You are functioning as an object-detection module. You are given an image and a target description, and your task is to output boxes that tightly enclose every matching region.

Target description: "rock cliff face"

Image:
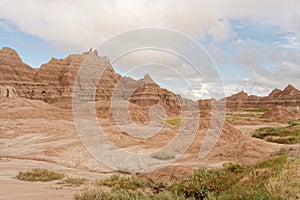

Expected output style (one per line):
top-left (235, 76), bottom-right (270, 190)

top-left (130, 74), bottom-right (179, 107)
top-left (0, 86), bottom-right (18, 98)
top-left (226, 85), bottom-right (300, 108)
top-left (263, 84), bottom-right (300, 107)
top-left (226, 91), bottom-right (262, 108)
top-left (0, 47), bottom-right (181, 110)
top-left (0, 47), bottom-right (36, 82)
top-left (0, 47), bottom-right (114, 107)
top-left (1, 46), bottom-right (299, 110)
top-left (0, 47), bottom-right (43, 100)
top-left (0, 47), bottom-right (125, 108)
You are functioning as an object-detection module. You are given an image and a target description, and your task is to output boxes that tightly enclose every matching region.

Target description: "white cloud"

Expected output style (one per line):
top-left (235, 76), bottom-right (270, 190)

top-left (0, 19), bottom-right (13, 32)
top-left (207, 19), bottom-right (232, 43)
top-left (290, 13), bottom-right (300, 31)
top-left (206, 44), bottom-right (228, 64)
top-left (231, 51), bottom-right (300, 96)
top-left (0, 0), bottom-right (299, 51)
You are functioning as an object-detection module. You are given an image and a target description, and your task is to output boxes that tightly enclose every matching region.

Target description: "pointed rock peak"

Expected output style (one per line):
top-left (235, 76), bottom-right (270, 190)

top-left (0, 47), bottom-right (23, 62)
top-left (228, 90), bottom-right (248, 99)
top-left (1, 47), bottom-right (17, 53)
top-left (284, 84), bottom-right (296, 90)
top-left (282, 84), bottom-right (299, 95)
top-left (143, 73), bottom-right (155, 84)
top-left (269, 88), bottom-right (282, 96)
top-left (236, 90), bottom-right (248, 96)
top-left (84, 48), bottom-right (98, 56)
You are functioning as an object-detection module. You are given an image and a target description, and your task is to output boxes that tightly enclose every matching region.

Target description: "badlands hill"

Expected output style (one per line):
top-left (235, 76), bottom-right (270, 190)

top-left (226, 84), bottom-right (300, 108)
top-left (1, 46), bottom-right (299, 111)
top-left (0, 47), bottom-right (36, 82)
top-left (0, 47), bottom-right (181, 111)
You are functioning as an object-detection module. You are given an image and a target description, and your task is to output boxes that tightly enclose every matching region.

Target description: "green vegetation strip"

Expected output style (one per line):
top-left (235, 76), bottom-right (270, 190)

top-left (243, 108), bottom-right (270, 113)
top-left (252, 119), bottom-right (300, 144)
top-left (74, 154), bottom-right (299, 200)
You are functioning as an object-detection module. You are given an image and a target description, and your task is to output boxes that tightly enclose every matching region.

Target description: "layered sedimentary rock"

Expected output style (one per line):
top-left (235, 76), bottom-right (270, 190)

top-left (226, 85), bottom-right (300, 108)
top-left (0, 47), bottom-right (45, 100)
top-left (1, 46), bottom-right (299, 110)
top-left (0, 47), bottom-right (182, 110)
top-left (262, 84), bottom-right (300, 107)
top-left (0, 86), bottom-right (18, 98)
top-left (130, 74), bottom-right (179, 106)
top-left (225, 91), bottom-right (262, 108)
top-left (260, 106), bottom-right (300, 123)
top-left (0, 47), bottom-right (113, 107)
top-left (0, 47), bottom-right (36, 82)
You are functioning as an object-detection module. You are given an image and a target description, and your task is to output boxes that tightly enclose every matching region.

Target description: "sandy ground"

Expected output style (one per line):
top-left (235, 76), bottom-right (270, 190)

top-left (0, 157), bottom-right (111, 200)
top-left (0, 97), bottom-right (296, 199)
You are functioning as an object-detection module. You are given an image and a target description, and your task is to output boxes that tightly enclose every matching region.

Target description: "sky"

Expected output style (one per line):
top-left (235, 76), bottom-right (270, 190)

top-left (0, 0), bottom-right (299, 100)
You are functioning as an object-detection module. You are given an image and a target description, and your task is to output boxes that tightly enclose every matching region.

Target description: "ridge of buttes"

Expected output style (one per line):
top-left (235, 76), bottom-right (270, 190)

top-left (0, 46), bottom-right (299, 109)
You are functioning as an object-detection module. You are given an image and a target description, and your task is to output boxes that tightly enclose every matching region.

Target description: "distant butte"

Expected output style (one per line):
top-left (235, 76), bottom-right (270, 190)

top-left (226, 84), bottom-right (300, 108)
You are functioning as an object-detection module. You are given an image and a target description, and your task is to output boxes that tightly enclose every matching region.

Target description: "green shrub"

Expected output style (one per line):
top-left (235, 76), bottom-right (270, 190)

top-left (16, 168), bottom-right (65, 182)
top-left (74, 155), bottom-right (296, 200)
top-left (223, 162), bottom-right (242, 172)
top-left (97, 174), bottom-right (149, 190)
top-left (172, 168), bottom-right (243, 199)
top-left (60, 177), bottom-right (87, 186)
top-left (255, 155), bottom-right (287, 173)
top-left (74, 188), bottom-right (145, 200)
top-left (74, 188), bottom-right (193, 200)
top-left (288, 119), bottom-right (300, 127)
top-left (166, 119), bottom-right (181, 125)
top-left (266, 137), bottom-right (297, 144)
top-left (151, 151), bottom-right (175, 160)
top-left (218, 185), bottom-right (273, 200)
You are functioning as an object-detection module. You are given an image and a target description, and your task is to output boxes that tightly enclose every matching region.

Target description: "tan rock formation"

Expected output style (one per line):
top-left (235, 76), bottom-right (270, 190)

top-left (0, 86), bottom-right (18, 98)
top-left (1, 46), bottom-right (299, 111)
top-left (130, 74), bottom-right (180, 107)
top-left (226, 85), bottom-right (300, 109)
top-left (260, 106), bottom-right (300, 123)
top-left (225, 91), bottom-right (262, 108)
top-left (0, 47), bottom-right (36, 82)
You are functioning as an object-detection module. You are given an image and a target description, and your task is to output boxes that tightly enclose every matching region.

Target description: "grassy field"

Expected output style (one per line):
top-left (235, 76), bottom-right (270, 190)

top-left (226, 108), bottom-right (270, 122)
top-left (252, 119), bottom-right (300, 144)
top-left (74, 154), bottom-right (299, 200)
